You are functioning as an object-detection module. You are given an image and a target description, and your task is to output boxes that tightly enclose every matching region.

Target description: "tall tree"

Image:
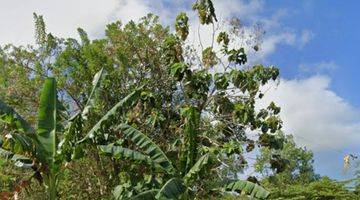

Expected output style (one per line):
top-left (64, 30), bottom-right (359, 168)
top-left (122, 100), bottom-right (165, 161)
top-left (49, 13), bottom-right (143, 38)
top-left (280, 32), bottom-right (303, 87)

top-left (1, 0), bottom-right (286, 199)
top-left (255, 132), bottom-right (317, 185)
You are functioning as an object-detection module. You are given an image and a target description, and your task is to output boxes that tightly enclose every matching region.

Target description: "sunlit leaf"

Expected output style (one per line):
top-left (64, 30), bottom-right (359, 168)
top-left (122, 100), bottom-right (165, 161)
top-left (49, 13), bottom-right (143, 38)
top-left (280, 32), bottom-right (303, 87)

top-left (78, 86), bottom-right (143, 143)
top-left (116, 124), bottom-right (175, 174)
top-left (225, 180), bottom-right (270, 199)
top-left (36, 78), bottom-right (57, 162)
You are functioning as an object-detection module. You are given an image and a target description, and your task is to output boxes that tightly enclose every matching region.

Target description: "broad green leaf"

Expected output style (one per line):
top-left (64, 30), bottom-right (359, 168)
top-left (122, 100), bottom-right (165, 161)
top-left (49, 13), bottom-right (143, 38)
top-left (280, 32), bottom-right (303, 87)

top-left (37, 78), bottom-right (57, 162)
top-left (170, 62), bottom-right (187, 81)
top-left (130, 189), bottom-right (158, 200)
top-left (129, 179), bottom-right (186, 200)
top-left (225, 180), bottom-right (270, 199)
top-left (0, 99), bottom-right (34, 133)
top-left (98, 144), bottom-right (164, 171)
top-left (78, 86), bottom-right (143, 143)
top-left (183, 153), bottom-right (210, 184)
top-left (117, 124), bottom-right (175, 174)
top-left (82, 68), bottom-right (105, 120)
top-left (155, 178), bottom-right (186, 200)
top-left (59, 69), bottom-right (105, 160)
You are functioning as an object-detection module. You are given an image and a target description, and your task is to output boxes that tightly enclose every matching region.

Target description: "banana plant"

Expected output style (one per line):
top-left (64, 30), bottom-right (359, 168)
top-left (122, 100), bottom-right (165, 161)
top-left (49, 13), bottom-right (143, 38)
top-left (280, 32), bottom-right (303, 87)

top-left (0, 68), bottom-right (108, 199)
top-left (0, 78), bottom-right (59, 199)
top-left (0, 66), bottom-right (145, 199)
top-left (57, 67), bottom-right (106, 161)
top-left (99, 123), bottom-right (270, 199)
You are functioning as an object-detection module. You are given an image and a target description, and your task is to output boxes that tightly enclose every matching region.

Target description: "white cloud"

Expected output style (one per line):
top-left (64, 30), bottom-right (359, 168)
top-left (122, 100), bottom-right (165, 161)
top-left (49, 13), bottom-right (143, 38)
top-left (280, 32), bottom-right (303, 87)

top-left (299, 29), bottom-right (315, 48)
top-left (254, 28), bottom-right (314, 62)
top-left (214, 0), bottom-right (264, 21)
top-left (258, 76), bottom-right (360, 151)
top-left (110, 0), bottom-right (150, 23)
top-left (257, 32), bottom-right (296, 60)
top-left (299, 60), bottom-right (338, 73)
top-left (0, 0), bottom-right (311, 62)
top-left (109, 0), bottom-right (179, 26)
top-left (212, 1), bottom-right (312, 63)
top-left (183, 0), bottom-right (303, 67)
top-left (0, 0), bottom-right (121, 45)
top-left (0, 0), bottom-right (189, 46)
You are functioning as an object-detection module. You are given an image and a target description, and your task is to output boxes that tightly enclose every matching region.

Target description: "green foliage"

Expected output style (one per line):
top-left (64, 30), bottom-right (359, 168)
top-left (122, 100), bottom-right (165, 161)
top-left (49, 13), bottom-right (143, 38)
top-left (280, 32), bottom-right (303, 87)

top-left (58, 68), bottom-right (105, 162)
top-left (33, 13), bottom-right (47, 45)
top-left (175, 12), bottom-right (189, 41)
top-left (0, 148), bottom-right (31, 164)
top-left (214, 73), bottom-right (229, 90)
top-left (162, 34), bottom-right (183, 66)
top-left (128, 179), bottom-right (186, 200)
top-left (256, 132), bottom-right (316, 183)
top-left (225, 180), bottom-right (270, 199)
top-left (170, 62), bottom-right (189, 81)
top-left (265, 177), bottom-right (358, 200)
top-left (252, 133), bottom-right (357, 199)
top-left (79, 86), bottom-right (143, 143)
top-left (217, 31), bottom-right (230, 46)
top-left (104, 127), bottom-right (267, 199)
top-left (37, 78), bottom-right (57, 162)
top-left (156, 178), bottom-right (186, 199)
top-left (0, 99), bottom-right (33, 134)
top-left (0, 73), bottom-right (109, 199)
top-left (131, 189), bottom-right (158, 200)
top-left (81, 67), bottom-right (105, 120)
top-left (183, 153), bottom-right (210, 184)
top-left (77, 27), bottom-right (90, 45)
top-left (115, 124), bottom-right (175, 174)
top-left (202, 47), bottom-right (218, 68)
top-left (0, 1), bottom-right (290, 199)
top-left (192, 0), bottom-right (217, 24)
top-left (179, 106), bottom-right (200, 175)
top-left (0, 78), bottom-right (61, 199)
top-left (227, 48), bottom-right (247, 65)
top-left (98, 144), bottom-right (160, 170)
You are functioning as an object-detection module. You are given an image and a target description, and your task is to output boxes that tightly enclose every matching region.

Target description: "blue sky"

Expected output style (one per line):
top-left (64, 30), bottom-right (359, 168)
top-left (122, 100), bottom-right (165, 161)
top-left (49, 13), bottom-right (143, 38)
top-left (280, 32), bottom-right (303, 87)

top-left (243, 0), bottom-right (360, 179)
top-left (0, 0), bottom-right (359, 180)
top-left (265, 0), bottom-right (360, 107)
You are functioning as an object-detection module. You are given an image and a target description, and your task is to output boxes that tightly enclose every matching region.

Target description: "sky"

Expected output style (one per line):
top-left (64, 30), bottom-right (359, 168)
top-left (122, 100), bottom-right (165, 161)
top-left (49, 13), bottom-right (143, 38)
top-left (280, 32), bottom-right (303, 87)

top-left (0, 0), bottom-right (359, 180)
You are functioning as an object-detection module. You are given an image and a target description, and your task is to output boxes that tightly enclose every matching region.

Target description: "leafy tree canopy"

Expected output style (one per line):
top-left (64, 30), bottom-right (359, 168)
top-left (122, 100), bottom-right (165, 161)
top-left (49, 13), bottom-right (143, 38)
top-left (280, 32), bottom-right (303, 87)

top-left (0, 0), bottom-right (357, 199)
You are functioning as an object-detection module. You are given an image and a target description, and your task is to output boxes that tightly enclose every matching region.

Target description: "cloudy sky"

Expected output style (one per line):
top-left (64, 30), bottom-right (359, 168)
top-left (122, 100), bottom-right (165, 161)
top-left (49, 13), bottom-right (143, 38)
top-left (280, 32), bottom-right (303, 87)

top-left (1, 0), bottom-right (360, 180)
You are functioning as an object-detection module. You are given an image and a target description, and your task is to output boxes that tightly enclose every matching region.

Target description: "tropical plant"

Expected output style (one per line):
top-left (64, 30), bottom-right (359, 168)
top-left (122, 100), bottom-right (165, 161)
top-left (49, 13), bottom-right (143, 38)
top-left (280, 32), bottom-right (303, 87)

top-left (265, 177), bottom-right (358, 200)
top-left (0, 68), bottom-right (113, 199)
top-left (0, 0), bottom-right (287, 199)
top-left (57, 0), bottom-right (282, 198)
top-left (0, 78), bottom-right (60, 199)
top-left (255, 132), bottom-right (318, 184)
top-left (99, 124), bottom-right (270, 199)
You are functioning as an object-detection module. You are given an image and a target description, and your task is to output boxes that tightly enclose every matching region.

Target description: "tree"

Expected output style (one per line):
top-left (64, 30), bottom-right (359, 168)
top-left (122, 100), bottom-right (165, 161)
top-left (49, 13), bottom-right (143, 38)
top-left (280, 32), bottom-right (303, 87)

top-left (98, 124), bottom-right (270, 199)
top-left (255, 132), bottom-right (318, 185)
top-left (71, 1), bottom-right (282, 198)
top-left (1, 0), bottom-right (285, 199)
top-left (256, 133), bottom-right (359, 199)
top-left (265, 177), bottom-right (358, 200)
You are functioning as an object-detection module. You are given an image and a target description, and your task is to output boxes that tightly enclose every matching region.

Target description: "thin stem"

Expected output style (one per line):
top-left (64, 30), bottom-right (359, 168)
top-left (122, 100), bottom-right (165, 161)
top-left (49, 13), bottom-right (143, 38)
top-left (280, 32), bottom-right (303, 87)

top-left (197, 23), bottom-right (204, 52)
top-left (211, 22), bottom-right (215, 48)
top-left (47, 173), bottom-right (58, 200)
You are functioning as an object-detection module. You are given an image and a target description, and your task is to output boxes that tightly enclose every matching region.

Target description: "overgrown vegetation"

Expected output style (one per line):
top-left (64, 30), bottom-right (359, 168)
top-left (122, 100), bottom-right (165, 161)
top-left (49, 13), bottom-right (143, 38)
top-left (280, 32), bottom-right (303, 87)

top-left (0, 0), bottom-right (359, 199)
